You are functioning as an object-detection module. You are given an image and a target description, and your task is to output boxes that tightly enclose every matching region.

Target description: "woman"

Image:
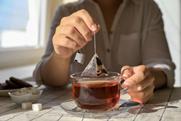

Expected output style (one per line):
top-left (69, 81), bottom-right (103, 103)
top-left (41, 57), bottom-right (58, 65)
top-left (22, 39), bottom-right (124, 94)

top-left (33, 0), bottom-right (175, 103)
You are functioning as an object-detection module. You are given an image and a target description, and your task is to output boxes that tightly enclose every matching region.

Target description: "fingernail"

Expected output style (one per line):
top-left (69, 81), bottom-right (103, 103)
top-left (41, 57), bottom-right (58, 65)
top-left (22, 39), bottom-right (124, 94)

top-left (124, 79), bottom-right (133, 86)
top-left (91, 24), bottom-right (97, 31)
top-left (122, 73), bottom-right (129, 80)
top-left (137, 86), bottom-right (142, 91)
top-left (132, 98), bottom-right (143, 104)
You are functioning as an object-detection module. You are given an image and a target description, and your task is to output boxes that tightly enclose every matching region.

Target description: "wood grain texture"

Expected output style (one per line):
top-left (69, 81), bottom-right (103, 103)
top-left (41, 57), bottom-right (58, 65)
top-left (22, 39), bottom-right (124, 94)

top-left (134, 88), bottom-right (173, 121)
top-left (0, 87), bottom-right (181, 121)
top-left (161, 88), bottom-right (181, 121)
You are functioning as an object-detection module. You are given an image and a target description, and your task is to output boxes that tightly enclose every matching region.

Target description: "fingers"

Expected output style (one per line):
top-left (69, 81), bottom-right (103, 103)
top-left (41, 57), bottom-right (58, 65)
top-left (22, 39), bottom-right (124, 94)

top-left (61, 9), bottom-right (99, 42)
top-left (127, 71), bottom-right (154, 91)
top-left (72, 9), bottom-right (99, 32)
top-left (127, 76), bottom-right (154, 92)
top-left (120, 65), bottom-right (155, 103)
top-left (53, 9), bottom-right (99, 58)
top-left (123, 72), bottom-right (145, 88)
top-left (61, 16), bottom-right (92, 41)
top-left (121, 65), bottom-right (131, 73)
top-left (53, 34), bottom-right (77, 50)
top-left (136, 72), bottom-right (155, 91)
top-left (57, 25), bottom-right (87, 48)
top-left (123, 65), bottom-right (149, 88)
top-left (132, 93), bottom-right (154, 104)
top-left (129, 85), bottom-right (154, 104)
top-left (121, 65), bottom-right (134, 80)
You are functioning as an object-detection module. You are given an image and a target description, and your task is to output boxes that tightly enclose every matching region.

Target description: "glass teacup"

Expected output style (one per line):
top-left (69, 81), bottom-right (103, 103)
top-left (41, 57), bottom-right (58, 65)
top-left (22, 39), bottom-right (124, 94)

top-left (71, 72), bottom-right (126, 111)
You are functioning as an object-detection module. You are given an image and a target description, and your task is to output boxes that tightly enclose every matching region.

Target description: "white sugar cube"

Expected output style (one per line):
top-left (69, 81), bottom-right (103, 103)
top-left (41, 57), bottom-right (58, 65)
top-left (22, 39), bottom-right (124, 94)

top-left (32, 103), bottom-right (42, 111)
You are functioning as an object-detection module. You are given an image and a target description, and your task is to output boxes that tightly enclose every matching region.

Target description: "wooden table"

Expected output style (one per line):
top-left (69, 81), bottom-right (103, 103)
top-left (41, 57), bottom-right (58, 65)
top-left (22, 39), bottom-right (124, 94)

top-left (0, 85), bottom-right (181, 121)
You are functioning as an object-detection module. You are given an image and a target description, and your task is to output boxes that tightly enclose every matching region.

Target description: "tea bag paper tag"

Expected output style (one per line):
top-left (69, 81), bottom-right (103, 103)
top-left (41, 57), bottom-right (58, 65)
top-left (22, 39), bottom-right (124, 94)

top-left (81, 54), bottom-right (108, 77)
top-left (74, 52), bottom-right (85, 64)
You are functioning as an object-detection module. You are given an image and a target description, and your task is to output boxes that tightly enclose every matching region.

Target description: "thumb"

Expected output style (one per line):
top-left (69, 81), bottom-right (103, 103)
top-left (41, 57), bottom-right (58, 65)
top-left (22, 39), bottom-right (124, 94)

top-left (121, 65), bottom-right (134, 80)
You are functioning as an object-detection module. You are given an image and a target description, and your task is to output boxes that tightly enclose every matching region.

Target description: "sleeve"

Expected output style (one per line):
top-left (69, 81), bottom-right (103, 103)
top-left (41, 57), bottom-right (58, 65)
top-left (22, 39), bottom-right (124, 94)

top-left (142, 0), bottom-right (175, 87)
top-left (33, 6), bottom-right (68, 85)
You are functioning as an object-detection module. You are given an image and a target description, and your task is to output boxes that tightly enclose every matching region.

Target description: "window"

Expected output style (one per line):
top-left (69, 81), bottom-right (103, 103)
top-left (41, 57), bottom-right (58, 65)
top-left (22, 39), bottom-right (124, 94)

top-left (0, 0), bottom-right (41, 48)
top-left (0, 0), bottom-right (80, 68)
top-left (155, 0), bottom-right (181, 86)
top-left (62, 0), bottom-right (78, 4)
top-left (0, 0), bottom-right (46, 68)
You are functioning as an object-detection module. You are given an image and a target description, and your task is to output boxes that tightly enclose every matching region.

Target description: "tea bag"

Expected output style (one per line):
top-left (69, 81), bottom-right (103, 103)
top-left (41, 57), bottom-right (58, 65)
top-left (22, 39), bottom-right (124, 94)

top-left (81, 33), bottom-right (108, 77)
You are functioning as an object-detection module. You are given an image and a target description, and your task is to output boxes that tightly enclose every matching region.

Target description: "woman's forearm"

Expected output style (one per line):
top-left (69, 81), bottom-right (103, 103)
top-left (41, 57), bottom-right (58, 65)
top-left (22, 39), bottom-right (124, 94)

top-left (40, 52), bottom-right (71, 87)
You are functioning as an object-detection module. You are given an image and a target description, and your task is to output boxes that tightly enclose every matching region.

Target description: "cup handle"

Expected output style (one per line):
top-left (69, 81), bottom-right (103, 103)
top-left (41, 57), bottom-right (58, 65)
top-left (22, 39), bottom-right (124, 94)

top-left (120, 88), bottom-right (128, 95)
top-left (119, 67), bottom-right (133, 95)
top-left (119, 77), bottom-right (128, 95)
top-left (119, 77), bottom-right (143, 104)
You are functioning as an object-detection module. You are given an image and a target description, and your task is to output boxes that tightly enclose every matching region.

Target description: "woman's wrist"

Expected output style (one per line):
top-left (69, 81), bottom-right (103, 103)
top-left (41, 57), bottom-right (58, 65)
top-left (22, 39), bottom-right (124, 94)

top-left (149, 67), bottom-right (167, 89)
top-left (52, 51), bottom-right (72, 63)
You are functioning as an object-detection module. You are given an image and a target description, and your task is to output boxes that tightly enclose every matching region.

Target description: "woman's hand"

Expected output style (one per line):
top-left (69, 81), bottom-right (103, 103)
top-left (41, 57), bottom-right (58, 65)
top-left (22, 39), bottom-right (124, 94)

top-left (121, 65), bottom-right (155, 104)
top-left (53, 9), bottom-right (99, 59)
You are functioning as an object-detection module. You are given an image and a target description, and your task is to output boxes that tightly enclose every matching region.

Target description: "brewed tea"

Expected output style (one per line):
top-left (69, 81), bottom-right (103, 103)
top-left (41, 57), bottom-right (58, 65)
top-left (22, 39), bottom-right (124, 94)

top-left (72, 80), bottom-right (120, 110)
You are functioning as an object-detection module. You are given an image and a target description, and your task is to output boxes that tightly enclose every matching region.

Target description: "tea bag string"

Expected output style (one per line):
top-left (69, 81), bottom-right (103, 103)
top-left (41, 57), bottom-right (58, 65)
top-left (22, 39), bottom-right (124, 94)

top-left (93, 32), bottom-right (97, 54)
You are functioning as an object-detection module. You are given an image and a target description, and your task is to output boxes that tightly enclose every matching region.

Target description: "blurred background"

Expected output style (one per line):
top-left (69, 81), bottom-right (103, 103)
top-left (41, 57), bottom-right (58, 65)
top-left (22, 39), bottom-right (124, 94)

top-left (0, 0), bottom-right (180, 86)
